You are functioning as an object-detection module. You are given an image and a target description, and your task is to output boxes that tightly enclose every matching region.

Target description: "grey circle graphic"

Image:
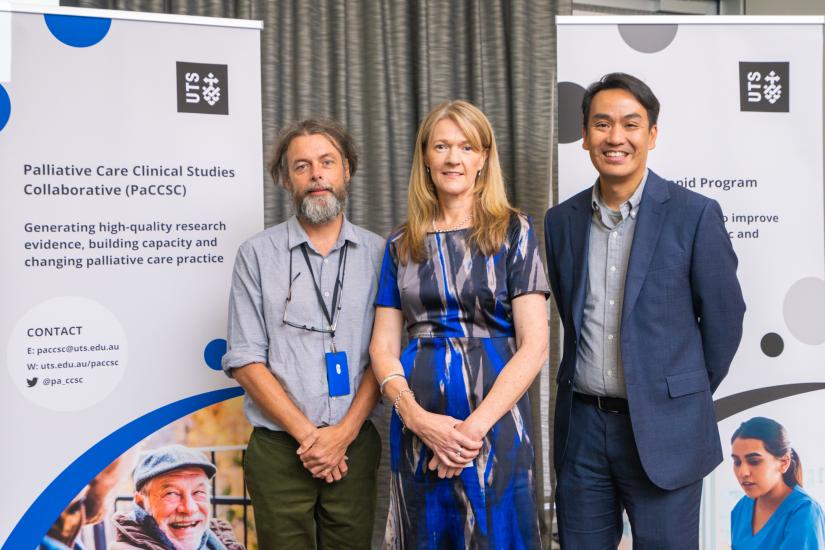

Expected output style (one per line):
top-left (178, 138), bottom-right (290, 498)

top-left (558, 82), bottom-right (585, 144)
top-left (618, 25), bottom-right (678, 54)
top-left (783, 277), bottom-right (825, 345)
top-left (760, 333), bottom-right (784, 357)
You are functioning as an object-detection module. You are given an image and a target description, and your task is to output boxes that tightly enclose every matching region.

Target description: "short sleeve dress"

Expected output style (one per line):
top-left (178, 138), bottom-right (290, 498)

top-left (376, 212), bottom-right (550, 549)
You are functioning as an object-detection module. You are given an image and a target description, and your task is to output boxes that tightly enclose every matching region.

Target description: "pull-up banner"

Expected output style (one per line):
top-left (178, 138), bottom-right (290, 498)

top-left (556, 16), bottom-right (825, 549)
top-left (0, 5), bottom-right (262, 548)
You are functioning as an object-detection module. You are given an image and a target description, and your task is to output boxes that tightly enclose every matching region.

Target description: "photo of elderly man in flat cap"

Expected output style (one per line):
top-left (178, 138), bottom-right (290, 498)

top-left (109, 445), bottom-right (244, 550)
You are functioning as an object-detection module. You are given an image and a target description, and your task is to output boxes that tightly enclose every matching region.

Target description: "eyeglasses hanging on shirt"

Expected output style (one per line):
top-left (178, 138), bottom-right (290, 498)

top-left (283, 242), bottom-right (349, 335)
top-left (283, 242), bottom-right (351, 397)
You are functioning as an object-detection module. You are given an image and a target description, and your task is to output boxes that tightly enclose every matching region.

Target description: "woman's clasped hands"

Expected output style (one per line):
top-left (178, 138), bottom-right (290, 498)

top-left (406, 410), bottom-right (485, 479)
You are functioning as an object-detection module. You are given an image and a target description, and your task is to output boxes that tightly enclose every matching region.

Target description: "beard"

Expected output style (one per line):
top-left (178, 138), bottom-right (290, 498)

top-left (293, 183), bottom-right (348, 225)
top-left (142, 505), bottom-right (208, 550)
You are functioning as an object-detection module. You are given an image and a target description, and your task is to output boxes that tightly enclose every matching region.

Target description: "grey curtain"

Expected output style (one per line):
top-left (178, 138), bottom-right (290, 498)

top-left (64, 0), bottom-right (563, 546)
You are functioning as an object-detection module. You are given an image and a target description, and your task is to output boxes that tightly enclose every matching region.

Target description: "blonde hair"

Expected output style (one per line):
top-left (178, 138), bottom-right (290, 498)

top-left (397, 100), bottom-right (514, 263)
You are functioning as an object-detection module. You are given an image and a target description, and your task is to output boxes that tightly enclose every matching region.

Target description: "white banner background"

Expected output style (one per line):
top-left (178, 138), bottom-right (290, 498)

top-left (556, 16), bottom-right (825, 548)
top-left (0, 6), bottom-right (262, 545)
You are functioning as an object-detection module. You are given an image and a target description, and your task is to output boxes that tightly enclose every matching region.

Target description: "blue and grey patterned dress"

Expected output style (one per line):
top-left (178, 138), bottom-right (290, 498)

top-left (376, 213), bottom-right (549, 549)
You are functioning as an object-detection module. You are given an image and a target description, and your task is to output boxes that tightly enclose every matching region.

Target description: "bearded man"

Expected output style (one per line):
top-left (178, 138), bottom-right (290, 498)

top-left (110, 445), bottom-right (243, 550)
top-left (222, 120), bottom-right (384, 549)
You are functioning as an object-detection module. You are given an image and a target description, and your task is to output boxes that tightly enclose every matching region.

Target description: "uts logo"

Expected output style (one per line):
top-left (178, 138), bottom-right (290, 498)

top-left (176, 62), bottom-right (228, 115)
top-left (739, 62), bottom-right (789, 112)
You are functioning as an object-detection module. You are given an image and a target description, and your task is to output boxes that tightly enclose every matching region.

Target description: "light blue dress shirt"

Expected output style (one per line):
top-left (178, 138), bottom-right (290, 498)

top-left (575, 170), bottom-right (647, 398)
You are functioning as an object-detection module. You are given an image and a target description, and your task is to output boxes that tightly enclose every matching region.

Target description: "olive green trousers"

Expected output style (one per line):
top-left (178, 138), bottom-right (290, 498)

top-left (244, 421), bottom-right (380, 550)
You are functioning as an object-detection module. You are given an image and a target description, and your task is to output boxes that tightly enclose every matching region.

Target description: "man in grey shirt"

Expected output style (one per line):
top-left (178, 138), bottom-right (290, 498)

top-left (222, 119), bottom-right (384, 549)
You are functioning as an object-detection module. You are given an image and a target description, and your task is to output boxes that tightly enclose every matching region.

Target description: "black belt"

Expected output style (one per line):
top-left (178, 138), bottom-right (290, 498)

top-left (574, 392), bottom-right (629, 414)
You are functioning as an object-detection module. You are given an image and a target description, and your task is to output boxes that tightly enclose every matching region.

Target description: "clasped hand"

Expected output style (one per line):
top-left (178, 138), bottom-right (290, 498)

top-left (410, 411), bottom-right (484, 479)
top-left (296, 425), bottom-right (352, 484)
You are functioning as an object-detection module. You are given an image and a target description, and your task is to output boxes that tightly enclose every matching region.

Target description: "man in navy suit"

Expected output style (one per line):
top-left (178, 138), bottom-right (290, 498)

top-left (544, 73), bottom-right (746, 548)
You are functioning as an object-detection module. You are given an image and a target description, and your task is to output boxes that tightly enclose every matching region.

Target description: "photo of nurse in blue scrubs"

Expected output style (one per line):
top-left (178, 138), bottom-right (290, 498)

top-left (730, 417), bottom-right (825, 549)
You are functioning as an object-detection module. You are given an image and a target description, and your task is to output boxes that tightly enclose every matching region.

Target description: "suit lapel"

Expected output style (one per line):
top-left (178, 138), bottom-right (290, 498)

top-left (622, 171), bottom-right (670, 324)
top-left (569, 189), bottom-right (592, 336)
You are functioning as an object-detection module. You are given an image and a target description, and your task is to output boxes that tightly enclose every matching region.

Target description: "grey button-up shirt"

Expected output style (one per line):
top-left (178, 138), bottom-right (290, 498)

top-left (575, 170), bottom-right (648, 398)
top-left (222, 215), bottom-right (384, 431)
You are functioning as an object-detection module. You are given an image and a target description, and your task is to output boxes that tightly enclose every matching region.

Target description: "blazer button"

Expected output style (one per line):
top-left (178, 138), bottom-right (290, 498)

top-left (567, 379), bottom-right (573, 386)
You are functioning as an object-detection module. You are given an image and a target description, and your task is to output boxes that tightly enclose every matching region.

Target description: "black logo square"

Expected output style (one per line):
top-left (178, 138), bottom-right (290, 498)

top-left (739, 62), bottom-right (789, 113)
top-left (176, 62), bottom-right (228, 115)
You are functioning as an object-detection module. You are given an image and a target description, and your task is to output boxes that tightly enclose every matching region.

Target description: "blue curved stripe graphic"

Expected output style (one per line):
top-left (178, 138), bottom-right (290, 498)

top-left (44, 14), bottom-right (111, 48)
top-left (0, 84), bottom-right (10, 132)
top-left (714, 383), bottom-right (825, 422)
top-left (3, 387), bottom-right (243, 550)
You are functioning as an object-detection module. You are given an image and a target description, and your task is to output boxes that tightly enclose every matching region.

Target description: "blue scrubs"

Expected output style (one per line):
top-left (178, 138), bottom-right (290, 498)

top-left (731, 485), bottom-right (825, 549)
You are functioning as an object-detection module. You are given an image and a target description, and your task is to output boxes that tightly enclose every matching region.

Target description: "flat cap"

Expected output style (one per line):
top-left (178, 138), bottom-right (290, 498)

top-left (133, 445), bottom-right (216, 490)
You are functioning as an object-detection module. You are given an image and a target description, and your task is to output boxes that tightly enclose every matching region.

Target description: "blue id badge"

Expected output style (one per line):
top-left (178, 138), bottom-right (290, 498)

top-left (325, 351), bottom-right (350, 397)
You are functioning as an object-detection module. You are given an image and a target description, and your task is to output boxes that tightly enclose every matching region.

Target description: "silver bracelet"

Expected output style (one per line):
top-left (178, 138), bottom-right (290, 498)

top-left (379, 372), bottom-right (406, 395)
top-left (392, 388), bottom-right (415, 429)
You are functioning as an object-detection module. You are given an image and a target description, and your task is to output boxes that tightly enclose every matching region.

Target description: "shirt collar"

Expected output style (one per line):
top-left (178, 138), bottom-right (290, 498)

top-left (286, 215), bottom-right (361, 253)
top-left (591, 168), bottom-right (648, 220)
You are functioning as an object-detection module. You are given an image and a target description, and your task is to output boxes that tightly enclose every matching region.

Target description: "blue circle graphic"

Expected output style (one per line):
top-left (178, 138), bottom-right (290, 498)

top-left (0, 84), bottom-right (10, 132)
top-left (44, 14), bottom-right (111, 48)
top-left (203, 338), bottom-right (227, 371)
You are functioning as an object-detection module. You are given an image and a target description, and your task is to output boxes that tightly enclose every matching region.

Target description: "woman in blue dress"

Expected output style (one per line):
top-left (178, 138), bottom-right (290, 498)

top-left (730, 416), bottom-right (825, 549)
top-left (370, 100), bottom-right (549, 549)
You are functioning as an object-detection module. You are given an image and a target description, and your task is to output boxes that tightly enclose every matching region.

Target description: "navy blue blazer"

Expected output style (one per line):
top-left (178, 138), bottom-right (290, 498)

top-left (544, 170), bottom-right (746, 490)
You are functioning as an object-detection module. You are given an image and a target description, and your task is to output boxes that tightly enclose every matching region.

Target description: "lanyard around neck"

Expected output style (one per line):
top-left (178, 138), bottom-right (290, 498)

top-left (298, 241), bottom-right (349, 331)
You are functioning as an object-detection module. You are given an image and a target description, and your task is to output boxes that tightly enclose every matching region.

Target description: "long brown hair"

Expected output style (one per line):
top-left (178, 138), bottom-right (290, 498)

top-left (396, 100), bottom-right (514, 264)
